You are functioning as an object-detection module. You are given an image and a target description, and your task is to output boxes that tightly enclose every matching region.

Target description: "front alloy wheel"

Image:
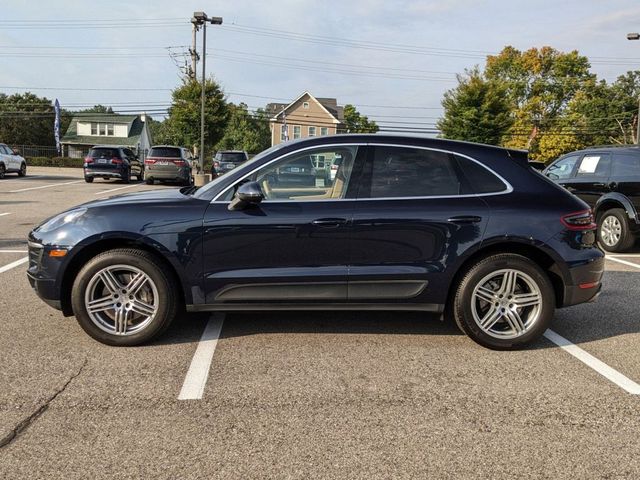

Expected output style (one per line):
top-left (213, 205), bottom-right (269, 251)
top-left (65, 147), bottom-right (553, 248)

top-left (72, 249), bottom-right (179, 346)
top-left (452, 253), bottom-right (554, 349)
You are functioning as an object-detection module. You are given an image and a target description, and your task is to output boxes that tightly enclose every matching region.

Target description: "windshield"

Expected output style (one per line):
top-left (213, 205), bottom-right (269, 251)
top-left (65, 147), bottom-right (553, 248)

top-left (194, 143), bottom-right (287, 199)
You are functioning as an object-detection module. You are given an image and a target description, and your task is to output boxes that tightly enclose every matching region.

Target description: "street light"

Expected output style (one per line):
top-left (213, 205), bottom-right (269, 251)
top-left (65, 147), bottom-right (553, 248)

top-left (192, 11), bottom-right (223, 178)
top-left (627, 33), bottom-right (640, 143)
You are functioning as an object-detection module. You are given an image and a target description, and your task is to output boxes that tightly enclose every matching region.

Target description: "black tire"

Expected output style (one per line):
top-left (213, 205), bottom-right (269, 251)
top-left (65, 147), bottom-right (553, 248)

top-left (146, 177), bottom-right (154, 185)
top-left (137, 168), bottom-right (145, 182)
top-left (597, 208), bottom-right (635, 253)
top-left (71, 248), bottom-right (180, 346)
top-left (0, 163), bottom-right (5, 179)
top-left (122, 168), bottom-right (130, 184)
top-left (18, 162), bottom-right (27, 177)
top-left (84, 176), bottom-right (94, 183)
top-left (451, 253), bottom-right (555, 350)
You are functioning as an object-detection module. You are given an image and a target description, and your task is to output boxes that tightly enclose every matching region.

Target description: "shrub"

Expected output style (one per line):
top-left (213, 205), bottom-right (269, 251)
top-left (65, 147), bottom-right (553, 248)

top-left (26, 157), bottom-right (85, 168)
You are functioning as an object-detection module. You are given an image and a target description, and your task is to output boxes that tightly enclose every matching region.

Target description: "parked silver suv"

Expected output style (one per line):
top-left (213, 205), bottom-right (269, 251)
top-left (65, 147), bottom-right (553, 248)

top-left (144, 146), bottom-right (194, 186)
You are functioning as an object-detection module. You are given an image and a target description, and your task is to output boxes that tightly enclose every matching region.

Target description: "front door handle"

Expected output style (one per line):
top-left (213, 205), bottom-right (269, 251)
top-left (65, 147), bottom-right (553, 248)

top-left (312, 218), bottom-right (347, 227)
top-left (447, 215), bottom-right (482, 224)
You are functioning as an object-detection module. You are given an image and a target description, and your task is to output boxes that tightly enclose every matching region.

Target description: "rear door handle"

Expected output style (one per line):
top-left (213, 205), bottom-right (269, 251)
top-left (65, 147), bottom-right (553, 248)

top-left (312, 218), bottom-right (347, 227)
top-left (447, 215), bottom-right (482, 224)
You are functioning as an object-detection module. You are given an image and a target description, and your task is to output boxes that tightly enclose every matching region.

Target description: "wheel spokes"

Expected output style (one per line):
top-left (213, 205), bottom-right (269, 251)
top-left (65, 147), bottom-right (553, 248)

top-left (126, 272), bottom-right (148, 295)
top-left (99, 269), bottom-right (122, 294)
top-left (504, 309), bottom-right (525, 334)
top-left (87, 295), bottom-right (115, 314)
top-left (114, 307), bottom-right (129, 335)
top-left (475, 285), bottom-right (495, 303)
top-left (500, 270), bottom-right (518, 295)
top-left (480, 305), bottom-right (502, 330)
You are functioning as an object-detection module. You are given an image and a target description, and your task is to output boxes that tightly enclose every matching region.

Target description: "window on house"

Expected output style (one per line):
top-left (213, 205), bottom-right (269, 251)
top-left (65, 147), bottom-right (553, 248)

top-left (107, 124), bottom-right (114, 136)
top-left (293, 125), bottom-right (301, 139)
top-left (91, 123), bottom-right (97, 135)
top-left (308, 126), bottom-right (316, 137)
top-left (303, 102), bottom-right (310, 109)
top-left (320, 127), bottom-right (329, 136)
top-left (280, 124), bottom-right (288, 142)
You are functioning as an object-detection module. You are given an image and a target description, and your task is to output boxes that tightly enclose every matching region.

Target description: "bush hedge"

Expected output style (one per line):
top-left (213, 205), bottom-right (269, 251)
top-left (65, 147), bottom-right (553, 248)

top-left (26, 157), bottom-right (85, 168)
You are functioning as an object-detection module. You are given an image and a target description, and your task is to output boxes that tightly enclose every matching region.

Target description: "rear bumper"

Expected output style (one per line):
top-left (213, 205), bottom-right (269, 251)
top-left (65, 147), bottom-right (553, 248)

top-left (146, 168), bottom-right (190, 181)
top-left (84, 168), bottom-right (125, 178)
top-left (560, 255), bottom-right (605, 307)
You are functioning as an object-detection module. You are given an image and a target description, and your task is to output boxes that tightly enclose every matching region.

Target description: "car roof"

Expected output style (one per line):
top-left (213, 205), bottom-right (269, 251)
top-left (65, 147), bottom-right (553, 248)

top-left (150, 145), bottom-right (183, 148)
top-left (562, 145), bottom-right (640, 156)
top-left (217, 150), bottom-right (246, 153)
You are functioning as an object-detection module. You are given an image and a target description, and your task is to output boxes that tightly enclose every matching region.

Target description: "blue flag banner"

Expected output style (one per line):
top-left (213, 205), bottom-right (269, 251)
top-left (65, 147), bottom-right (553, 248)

top-left (54, 99), bottom-right (61, 155)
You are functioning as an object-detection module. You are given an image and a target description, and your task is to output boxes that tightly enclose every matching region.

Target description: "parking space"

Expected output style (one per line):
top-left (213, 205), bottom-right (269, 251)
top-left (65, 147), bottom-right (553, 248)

top-left (1, 167), bottom-right (639, 478)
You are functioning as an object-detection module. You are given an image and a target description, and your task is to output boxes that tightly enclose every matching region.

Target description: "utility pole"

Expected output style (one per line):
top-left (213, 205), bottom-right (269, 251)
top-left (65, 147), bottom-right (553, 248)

top-left (627, 32), bottom-right (640, 144)
top-left (189, 21), bottom-right (199, 81)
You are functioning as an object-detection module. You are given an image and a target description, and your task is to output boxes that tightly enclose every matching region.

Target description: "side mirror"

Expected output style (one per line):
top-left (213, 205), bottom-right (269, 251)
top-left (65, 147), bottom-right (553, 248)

top-left (228, 181), bottom-right (264, 211)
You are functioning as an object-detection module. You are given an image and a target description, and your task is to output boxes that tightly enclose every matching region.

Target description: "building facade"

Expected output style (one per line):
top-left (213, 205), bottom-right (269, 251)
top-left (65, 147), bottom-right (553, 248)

top-left (266, 92), bottom-right (345, 147)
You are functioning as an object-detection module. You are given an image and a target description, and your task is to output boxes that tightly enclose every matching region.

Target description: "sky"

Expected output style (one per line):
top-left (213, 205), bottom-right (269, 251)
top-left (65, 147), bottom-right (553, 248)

top-left (1, 0), bottom-right (640, 131)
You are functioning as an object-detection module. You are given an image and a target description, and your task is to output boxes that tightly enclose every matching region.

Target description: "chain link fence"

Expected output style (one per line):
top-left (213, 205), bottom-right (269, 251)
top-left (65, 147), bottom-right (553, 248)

top-left (10, 145), bottom-right (92, 158)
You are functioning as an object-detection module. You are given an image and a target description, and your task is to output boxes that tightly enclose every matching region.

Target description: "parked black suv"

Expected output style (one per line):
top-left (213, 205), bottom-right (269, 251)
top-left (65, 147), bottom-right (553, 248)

top-left (544, 145), bottom-right (640, 252)
top-left (84, 146), bottom-right (143, 183)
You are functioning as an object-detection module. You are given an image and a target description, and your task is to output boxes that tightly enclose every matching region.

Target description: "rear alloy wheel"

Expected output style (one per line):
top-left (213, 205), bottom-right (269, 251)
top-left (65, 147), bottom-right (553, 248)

top-left (71, 249), bottom-right (179, 346)
top-left (598, 208), bottom-right (634, 252)
top-left (452, 254), bottom-right (554, 349)
top-left (18, 162), bottom-right (27, 177)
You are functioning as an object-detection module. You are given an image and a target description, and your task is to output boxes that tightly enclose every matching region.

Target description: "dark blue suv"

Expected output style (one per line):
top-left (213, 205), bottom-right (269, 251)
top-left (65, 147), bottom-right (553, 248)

top-left (27, 135), bottom-right (604, 349)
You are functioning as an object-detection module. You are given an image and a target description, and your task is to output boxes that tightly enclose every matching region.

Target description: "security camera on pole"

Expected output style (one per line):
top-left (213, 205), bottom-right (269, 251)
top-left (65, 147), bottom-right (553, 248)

top-left (192, 11), bottom-right (223, 186)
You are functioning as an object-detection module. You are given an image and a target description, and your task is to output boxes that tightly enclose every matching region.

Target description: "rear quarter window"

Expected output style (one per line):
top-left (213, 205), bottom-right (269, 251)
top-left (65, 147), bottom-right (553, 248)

top-left (612, 153), bottom-right (640, 176)
top-left (455, 155), bottom-right (507, 194)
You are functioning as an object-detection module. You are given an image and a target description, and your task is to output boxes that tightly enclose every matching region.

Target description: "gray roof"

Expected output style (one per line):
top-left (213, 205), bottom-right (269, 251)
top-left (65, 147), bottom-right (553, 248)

top-left (266, 95), bottom-right (344, 122)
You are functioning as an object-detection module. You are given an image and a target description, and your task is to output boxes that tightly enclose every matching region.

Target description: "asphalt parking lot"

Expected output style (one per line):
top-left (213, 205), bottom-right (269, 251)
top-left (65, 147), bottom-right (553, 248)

top-left (1, 167), bottom-right (639, 479)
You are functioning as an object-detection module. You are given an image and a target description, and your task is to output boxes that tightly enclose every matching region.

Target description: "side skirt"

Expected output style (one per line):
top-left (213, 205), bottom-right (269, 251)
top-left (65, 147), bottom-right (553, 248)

top-left (187, 303), bottom-right (444, 313)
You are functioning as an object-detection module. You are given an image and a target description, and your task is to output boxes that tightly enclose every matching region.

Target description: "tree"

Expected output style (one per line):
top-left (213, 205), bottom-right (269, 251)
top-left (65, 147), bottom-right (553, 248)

top-left (216, 103), bottom-right (271, 153)
top-left (342, 104), bottom-right (378, 133)
top-left (438, 68), bottom-right (513, 145)
top-left (0, 92), bottom-right (56, 145)
top-left (161, 78), bottom-right (228, 157)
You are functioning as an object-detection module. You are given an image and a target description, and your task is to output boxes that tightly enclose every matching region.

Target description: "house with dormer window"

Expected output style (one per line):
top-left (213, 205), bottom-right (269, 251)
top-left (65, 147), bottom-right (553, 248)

top-left (61, 113), bottom-right (152, 159)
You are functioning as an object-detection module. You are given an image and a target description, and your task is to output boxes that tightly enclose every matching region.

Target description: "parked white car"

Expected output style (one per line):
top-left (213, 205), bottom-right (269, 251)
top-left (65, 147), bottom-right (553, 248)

top-left (0, 144), bottom-right (27, 178)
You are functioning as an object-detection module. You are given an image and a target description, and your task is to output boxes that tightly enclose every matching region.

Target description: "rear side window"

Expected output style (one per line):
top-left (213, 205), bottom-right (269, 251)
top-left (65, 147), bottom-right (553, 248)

top-left (576, 154), bottom-right (611, 177)
top-left (149, 147), bottom-right (181, 158)
top-left (612, 153), bottom-right (640, 176)
top-left (546, 155), bottom-right (579, 180)
top-left (89, 148), bottom-right (120, 159)
top-left (367, 146), bottom-right (462, 198)
top-left (455, 155), bottom-right (507, 194)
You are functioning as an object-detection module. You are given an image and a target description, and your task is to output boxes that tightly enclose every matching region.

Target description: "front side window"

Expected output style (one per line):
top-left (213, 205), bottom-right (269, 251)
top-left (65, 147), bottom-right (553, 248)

top-left (546, 155), bottom-right (579, 180)
top-left (364, 146), bottom-right (462, 198)
top-left (577, 154), bottom-right (610, 177)
top-left (224, 146), bottom-right (359, 202)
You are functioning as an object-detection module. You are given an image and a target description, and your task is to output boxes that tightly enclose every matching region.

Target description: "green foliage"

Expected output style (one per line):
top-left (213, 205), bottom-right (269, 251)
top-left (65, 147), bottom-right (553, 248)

top-left (216, 103), bottom-right (271, 153)
top-left (0, 92), bottom-right (56, 145)
top-left (342, 104), bottom-right (379, 133)
top-left (26, 156), bottom-right (85, 167)
top-left (438, 68), bottom-right (513, 145)
top-left (160, 78), bottom-right (228, 157)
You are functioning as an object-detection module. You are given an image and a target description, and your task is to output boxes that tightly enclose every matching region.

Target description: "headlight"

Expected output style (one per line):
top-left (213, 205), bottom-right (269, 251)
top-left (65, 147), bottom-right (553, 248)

top-left (36, 208), bottom-right (87, 233)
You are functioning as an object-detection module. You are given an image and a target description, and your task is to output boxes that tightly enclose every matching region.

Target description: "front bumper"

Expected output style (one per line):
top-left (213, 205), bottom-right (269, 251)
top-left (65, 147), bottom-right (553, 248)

top-left (26, 241), bottom-right (65, 312)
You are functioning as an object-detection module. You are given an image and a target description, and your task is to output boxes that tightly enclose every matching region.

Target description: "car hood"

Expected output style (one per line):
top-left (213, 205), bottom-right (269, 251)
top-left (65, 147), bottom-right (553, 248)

top-left (80, 187), bottom-right (193, 208)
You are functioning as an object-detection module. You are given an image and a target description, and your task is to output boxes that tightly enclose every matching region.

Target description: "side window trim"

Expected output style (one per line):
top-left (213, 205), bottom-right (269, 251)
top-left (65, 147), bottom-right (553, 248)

top-left (356, 143), bottom-right (512, 200)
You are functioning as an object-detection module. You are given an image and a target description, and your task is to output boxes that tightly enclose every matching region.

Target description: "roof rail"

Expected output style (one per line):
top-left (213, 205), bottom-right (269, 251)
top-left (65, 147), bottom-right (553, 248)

top-left (587, 144), bottom-right (640, 149)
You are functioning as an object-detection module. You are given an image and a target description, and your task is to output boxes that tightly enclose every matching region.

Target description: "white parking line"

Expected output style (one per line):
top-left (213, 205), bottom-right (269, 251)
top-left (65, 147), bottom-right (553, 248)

top-left (0, 249), bottom-right (27, 253)
top-left (8, 180), bottom-right (83, 193)
top-left (0, 213), bottom-right (11, 217)
top-left (544, 329), bottom-right (640, 395)
top-left (0, 175), bottom-right (45, 183)
top-left (0, 256), bottom-right (28, 274)
top-left (178, 313), bottom-right (225, 400)
top-left (95, 184), bottom-right (142, 195)
top-left (605, 256), bottom-right (640, 269)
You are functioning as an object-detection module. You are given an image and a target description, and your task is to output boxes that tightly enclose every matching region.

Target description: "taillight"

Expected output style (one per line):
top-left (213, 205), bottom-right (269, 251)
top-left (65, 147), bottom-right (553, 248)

top-left (561, 210), bottom-right (596, 231)
top-left (173, 160), bottom-right (186, 166)
top-left (145, 158), bottom-right (157, 165)
top-left (84, 156), bottom-right (93, 164)
top-left (111, 157), bottom-right (123, 165)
